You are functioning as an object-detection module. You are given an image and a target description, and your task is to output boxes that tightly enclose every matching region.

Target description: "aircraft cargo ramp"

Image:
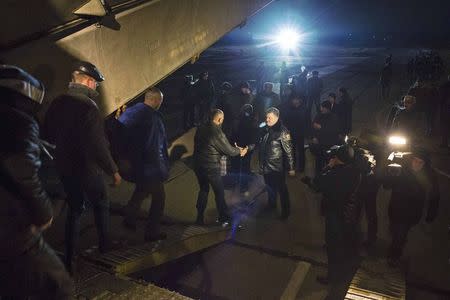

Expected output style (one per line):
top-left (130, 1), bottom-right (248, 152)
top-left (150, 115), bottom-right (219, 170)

top-left (1, 0), bottom-right (274, 116)
top-left (43, 129), bottom-right (235, 298)
top-left (80, 223), bottom-right (232, 276)
top-left (73, 259), bottom-right (193, 299)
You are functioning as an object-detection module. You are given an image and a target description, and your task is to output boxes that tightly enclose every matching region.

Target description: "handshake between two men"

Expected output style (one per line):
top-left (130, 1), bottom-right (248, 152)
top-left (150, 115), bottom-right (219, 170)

top-left (235, 143), bottom-right (249, 157)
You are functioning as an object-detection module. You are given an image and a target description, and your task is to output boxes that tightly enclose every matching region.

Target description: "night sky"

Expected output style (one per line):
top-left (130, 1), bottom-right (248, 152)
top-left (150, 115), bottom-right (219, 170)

top-left (246, 0), bottom-right (450, 37)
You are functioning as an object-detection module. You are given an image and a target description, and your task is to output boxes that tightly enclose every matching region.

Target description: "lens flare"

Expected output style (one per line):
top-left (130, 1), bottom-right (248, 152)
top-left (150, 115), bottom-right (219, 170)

top-left (276, 28), bottom-right (300, 50)
top-left (388, 136), bottom-right (407, 145)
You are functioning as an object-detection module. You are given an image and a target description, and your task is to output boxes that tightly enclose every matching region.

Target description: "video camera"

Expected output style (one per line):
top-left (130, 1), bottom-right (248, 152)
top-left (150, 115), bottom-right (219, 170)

top-left (346, 136), bottom-right (376, 176)
top-left (301, 135), bottom-right (377, 191)
top-left (326, 136), bottom-right (376, 176)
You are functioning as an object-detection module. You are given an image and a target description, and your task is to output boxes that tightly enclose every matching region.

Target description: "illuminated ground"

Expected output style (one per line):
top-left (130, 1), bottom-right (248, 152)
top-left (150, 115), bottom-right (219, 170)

top-left (45, 45), bottom-right (450, 299)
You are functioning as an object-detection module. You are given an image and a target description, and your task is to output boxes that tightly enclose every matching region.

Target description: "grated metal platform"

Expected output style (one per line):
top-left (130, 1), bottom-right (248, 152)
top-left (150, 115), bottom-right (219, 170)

top-left (73, 260), bottom-right (191, 299)
top-left (345, 259), bottom-right (405, 300)
top-left (80, 224), bottom-right (231, 275)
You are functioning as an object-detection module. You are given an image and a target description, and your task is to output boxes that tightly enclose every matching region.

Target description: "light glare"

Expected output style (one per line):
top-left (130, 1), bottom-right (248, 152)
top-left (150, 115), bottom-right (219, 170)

top-left (388, 136), bottom-right (407, 145)
top-left (276, 28), bottom-right (300, 50)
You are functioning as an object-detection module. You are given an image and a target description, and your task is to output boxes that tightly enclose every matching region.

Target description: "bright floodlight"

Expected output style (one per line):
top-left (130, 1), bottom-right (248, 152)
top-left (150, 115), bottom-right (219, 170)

top-left (276, 28), bottom-right (300, 50)
top-left (388, 136), bottom-right (407, 145)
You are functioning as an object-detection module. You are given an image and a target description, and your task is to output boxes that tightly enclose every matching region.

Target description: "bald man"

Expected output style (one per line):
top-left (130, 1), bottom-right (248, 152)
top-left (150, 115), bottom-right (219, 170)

top-left (118, 87), bottom-right (169, 242)
top-left (193, 109), bottom-right (247, 225)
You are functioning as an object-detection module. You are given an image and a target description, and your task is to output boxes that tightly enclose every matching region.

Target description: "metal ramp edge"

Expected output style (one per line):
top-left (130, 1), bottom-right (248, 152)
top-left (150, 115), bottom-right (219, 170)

top-left (73, 259), bottom-right (192, 299)
top-left (80, 224), bottom-right (231, 275)
top-left (345, 259), bottom-right (406, 300)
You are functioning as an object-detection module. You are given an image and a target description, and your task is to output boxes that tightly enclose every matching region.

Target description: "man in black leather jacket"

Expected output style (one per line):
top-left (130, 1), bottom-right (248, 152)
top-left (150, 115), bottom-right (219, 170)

top-left (194, 109), bottom-right (246, 225)
top-left (44, 61), bottom-right (121, 274)
top-left (0, 65), bottom-right (74, 298)
top-left (259, 107), bottom-right (295, 219)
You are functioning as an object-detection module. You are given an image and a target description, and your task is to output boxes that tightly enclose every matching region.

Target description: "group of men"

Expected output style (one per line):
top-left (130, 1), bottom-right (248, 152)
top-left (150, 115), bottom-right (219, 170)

top-left (0, 62), bottom-right (171, 298)
top-left (185, 59), bottom-right (444, 289)
top-left (0, 52), bottom-right (446, 299)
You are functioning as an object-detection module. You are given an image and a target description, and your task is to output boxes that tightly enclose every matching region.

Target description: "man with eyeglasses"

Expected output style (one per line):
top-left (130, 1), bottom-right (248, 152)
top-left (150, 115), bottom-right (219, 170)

top-left (44, 61), bottom-right (121, 274)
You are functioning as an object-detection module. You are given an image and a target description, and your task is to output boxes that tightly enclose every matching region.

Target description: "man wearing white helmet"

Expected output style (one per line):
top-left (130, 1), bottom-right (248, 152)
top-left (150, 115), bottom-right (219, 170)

top-left (0, 65), bottom-right (74, 298)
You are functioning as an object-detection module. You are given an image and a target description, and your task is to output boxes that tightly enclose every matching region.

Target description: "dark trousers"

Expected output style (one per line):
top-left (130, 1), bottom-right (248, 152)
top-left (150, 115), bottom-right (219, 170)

top-left (183, 103), bottom-right (195, 129)
top-left (195, 168), bottom-right (229, 222)
top-left (264, 172), bottom-right (290, 217)
top-left (357, 176), bottom-right (379, 243)
top-left (0, 238), bottom-right (74, 299)
top-left (325, 213), bottom-right (357, 283)
top-left (292, 134), bottom-right (305, 172)
top-left (314, 148), bottom-right (328, 179)
top-left (124, 180), bottom-right (165, 236)
top-left (61, 175), bottom-right (109, 273)
top-left (230, 152), bottom-right (253, 191)
top-left (388, 222), bottom-right (413, 259)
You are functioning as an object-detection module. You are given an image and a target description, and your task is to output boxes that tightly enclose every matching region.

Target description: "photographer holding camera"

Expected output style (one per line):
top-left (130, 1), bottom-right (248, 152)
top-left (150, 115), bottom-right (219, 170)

top-left (382, 148), bottom-right (439, 267)
top-left (313, 145), bottom-right (361, 285)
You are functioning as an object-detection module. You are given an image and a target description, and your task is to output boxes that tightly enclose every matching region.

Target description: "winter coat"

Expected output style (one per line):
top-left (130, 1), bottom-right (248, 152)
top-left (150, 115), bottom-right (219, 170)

top-left (0, 103), bottom-right (53, 256)
top-left (314, 164), bottom-right (362, 224)
top-left (254, 91), bottom-right (281, 122)
top-left (117, 103), bottom-right (169, 182)
top-left (336, 94), bottom-right (353, 134)
top-left (281, 103), bottom-right (307, 139)
top-left (383, 166), bottom-right (439, 225)
top-left (312, 112), bottom-right (341, 146)
top-left (43, 83), bottom-right (118, 177)
top-left (306, 77), bottom-right (323, 101)
top-left (194, 78), bottom-right (215, 106)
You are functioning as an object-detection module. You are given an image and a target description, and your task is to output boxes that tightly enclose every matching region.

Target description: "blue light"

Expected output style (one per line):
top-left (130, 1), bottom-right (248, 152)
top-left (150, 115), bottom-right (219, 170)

top-left (276, 28), bottom-right (301, 50)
